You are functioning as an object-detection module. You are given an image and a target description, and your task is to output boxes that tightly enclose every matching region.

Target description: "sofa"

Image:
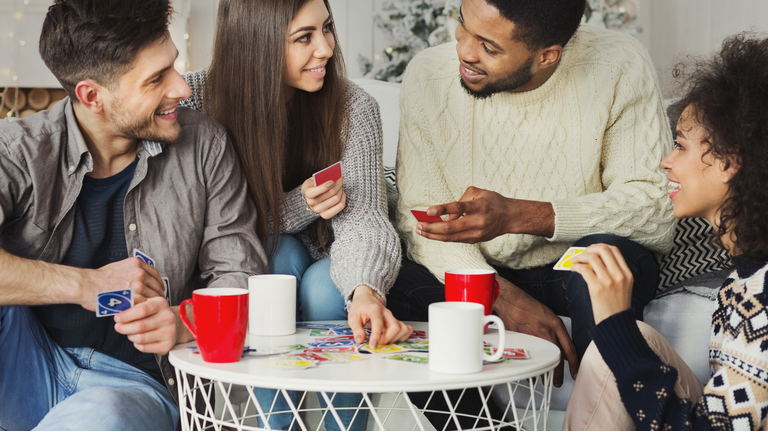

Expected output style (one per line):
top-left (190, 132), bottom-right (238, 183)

top-left (353, 78), bottom-right (730, 423)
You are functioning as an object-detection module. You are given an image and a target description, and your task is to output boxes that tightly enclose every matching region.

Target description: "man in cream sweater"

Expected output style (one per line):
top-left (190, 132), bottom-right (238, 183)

top-left (390, 0), bottom-right (675, 392)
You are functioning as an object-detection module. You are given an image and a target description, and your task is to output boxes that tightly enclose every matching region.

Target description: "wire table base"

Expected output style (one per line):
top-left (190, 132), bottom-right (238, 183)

top-left (175, 368), bottom-right (554, 431)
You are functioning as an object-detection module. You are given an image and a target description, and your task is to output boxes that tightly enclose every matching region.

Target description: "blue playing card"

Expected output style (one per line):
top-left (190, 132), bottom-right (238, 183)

top-left (96, 289), bottom-right (134, 317)
top-left (132, 249), bottom-right (155, 267)
top-left (307, 340), bottom-right (358, 348)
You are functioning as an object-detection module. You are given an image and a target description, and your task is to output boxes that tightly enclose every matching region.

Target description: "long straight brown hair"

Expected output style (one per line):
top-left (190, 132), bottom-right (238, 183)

top-left (205, 0), bottom-right (348, 255)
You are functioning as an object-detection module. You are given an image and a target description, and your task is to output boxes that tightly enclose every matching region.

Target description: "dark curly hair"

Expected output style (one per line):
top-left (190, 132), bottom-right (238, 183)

top-left (672, 33), bottom-right (768, 263)
top-left (485, 0), bottom-right (586, 50)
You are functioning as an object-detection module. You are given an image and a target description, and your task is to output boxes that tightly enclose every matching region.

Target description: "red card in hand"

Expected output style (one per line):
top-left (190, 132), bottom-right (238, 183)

top-left (410, 209), bottom-right (443, 223)
top-left (313, 162), bottom-right (343, 187)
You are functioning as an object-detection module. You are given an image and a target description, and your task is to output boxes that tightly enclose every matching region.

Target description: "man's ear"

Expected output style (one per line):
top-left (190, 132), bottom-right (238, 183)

top-left (74, 80), bottom-right (105, 114)
top-left (538, 45), bottom-right (563, 69)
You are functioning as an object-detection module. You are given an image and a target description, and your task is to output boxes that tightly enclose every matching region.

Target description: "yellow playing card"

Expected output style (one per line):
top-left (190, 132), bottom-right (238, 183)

top-left (360, 344), bottom-right (405, 354)
top-left (553, 247), bottom-right (587, 271)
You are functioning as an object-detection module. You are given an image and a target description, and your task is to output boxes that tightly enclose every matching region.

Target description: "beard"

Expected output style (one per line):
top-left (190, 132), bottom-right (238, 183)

top-left (460, 54), bottom-right (535, 99)
top-left (107, 97), bottom-right (181, 144)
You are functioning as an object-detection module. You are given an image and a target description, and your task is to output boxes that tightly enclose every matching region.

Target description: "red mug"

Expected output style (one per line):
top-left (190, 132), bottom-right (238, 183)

top-left (445, 269), bottom-right (500, 317)
top-left (180, 288), bottom-right (248, 363)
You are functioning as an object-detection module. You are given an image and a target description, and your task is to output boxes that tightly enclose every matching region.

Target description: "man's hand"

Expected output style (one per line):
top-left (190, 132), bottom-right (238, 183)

top-left (348, 285), bottom-right (413, 348)
top-left (114, 297), bottom-right (192, 355)
top-left (301, 177), bottom-right (346, 220)
top-left (570, 244), bottom-right (634, 325)
top-left (78, 257), bottom-right (165, 311)
top-left (415, 187), bottom-right (555, 243)
top-left (495, 277), bottom-right (579, 387)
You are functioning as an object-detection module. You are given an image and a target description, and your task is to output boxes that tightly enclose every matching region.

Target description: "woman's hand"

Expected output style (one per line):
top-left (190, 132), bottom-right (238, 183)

top-left (301, 177), bottom-right (346, 220)
top-left (348, 285), bottom-right (413, 348)
top-left (570, 244), bottom-right (634, 325)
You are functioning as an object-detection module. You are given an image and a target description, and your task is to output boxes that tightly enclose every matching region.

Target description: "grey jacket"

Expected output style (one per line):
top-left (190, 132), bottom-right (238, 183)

top-left (0, 98), bottom-right (267, 401)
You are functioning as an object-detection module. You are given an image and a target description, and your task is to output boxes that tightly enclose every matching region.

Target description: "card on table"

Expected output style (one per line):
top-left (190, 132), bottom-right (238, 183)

top-left (304, 346), bottom-right (360, 354)
top-left (409, 209), bottom-right (444, 223)
top-left (396, 341), bottom-right (429, 352)
top-left (485, 347), bottom-right (530, 360)
top-left (359, 344), bottom-right (405, 354)
top-left (314, 335), bottom-right (356, 342)
top-left (309, 329), bottom-right (337, 337)
top-left (296, 322), bottom-right (346, 329)
top-left (307, 340), bottom-right (358, 348)
top-left (258, 358), bottom-right (318, 370)
top-left (312, 162), bottom-right (343, 187)
top-left (386, 354), bottom-right (429, 364)
top-left (552, 247), bottom-right (587, 271)
top-left (96, 289), bottom-right (134, 317)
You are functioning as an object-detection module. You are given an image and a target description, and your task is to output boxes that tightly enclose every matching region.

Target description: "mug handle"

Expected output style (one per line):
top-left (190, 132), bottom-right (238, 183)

top-left (179, 299), bottom-right (197, 339)
top-left (482, 315), bottom-right (506, 363)
top-left (492, 279), bottom-right (500, 303)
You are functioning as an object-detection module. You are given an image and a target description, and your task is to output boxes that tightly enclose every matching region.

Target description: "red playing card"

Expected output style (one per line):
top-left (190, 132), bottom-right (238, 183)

top-left (313, 162), bottom-right (343, 187)
top-left (410, 209), bottom-right (443, 223)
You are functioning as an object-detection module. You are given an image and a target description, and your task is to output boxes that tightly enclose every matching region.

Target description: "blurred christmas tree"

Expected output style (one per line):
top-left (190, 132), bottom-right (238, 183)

top-left (585, 0), bottom-right (642, 36)
top-left (360, 0), bottom-right (640, 83)
top-left (359, 0), bottom-right (460, 83)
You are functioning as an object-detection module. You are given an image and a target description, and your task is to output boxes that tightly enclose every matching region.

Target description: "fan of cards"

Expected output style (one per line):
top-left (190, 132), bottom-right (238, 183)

top-left (186, 322), bottom-right (530, 369)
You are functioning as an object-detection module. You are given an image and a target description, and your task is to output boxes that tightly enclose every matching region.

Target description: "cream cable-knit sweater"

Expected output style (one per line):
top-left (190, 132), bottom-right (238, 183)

top-left (181, 71), bottom-right (401, 305)
top-left (396, 25), bottom-right (675, 281)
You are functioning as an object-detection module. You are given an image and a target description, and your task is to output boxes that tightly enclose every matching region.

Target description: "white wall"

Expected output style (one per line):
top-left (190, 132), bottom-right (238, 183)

top-left (186, 0), bottom-right (768, 95)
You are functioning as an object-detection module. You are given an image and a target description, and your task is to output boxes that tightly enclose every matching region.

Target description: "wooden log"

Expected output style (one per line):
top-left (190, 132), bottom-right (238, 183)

top-left (3, 88), bottom-right (27, 110)
top-left (28, 88), bottom-right (51, 110)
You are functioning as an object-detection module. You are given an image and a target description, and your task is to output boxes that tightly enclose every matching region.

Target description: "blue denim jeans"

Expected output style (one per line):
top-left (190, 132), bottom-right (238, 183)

top-left (387, 234), bottom-right (659, 358)
top-left (253, 235), bottom-right (367, 431)
top-left (0, 306), bottom-right (178, 431)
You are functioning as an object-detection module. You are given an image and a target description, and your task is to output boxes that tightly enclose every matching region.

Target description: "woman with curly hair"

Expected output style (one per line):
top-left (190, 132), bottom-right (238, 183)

top-left (563, 32), bottom-right (768, 430)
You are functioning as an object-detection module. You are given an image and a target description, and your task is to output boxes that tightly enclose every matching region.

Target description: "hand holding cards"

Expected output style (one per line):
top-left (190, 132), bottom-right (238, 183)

top-left (553, 247), bottom-right (587, 271)
top-left (313, 162), bottom-right (342, 187)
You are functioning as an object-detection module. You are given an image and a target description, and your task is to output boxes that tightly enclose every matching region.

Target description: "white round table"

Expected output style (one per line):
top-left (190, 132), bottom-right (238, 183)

top-left (169, 321), bottom-right (559, 431)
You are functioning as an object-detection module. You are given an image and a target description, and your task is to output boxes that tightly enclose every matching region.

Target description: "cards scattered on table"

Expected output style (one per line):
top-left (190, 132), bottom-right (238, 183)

top-left (553, 247), bottom-right (587, 271)
top-left (258, 358), bottom-right (319, 370)
top-left (386, 354), bottom-right (429, 364)
top-left (359, 344), bottom-right (406, 354)
top-left (96, 289), bottom-right (134, 317)
top-left (313, 162), bottom-right (342, 187)
top-left (484, 347), bottom-right (530, 363)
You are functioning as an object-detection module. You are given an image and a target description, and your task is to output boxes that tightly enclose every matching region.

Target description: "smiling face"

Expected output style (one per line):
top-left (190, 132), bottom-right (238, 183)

top-left (102, 34), bottom-right (191, 144)
top-left (661, 106), bottom-right (736, 225)
top-left (455, 0), bottom-right (543, 98)
top-left (284, 0), bottom-right (335, 94)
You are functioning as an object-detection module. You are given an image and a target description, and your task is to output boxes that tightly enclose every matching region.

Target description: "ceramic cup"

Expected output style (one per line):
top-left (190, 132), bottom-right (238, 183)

top-left (445, 269), bottom-right (500, 316)
top-left (248, 274), bottom-right (296, 336)
top-left (180, 287), bottom-right (248, 363)
top-left (428, 302), bottom-right (505, 374)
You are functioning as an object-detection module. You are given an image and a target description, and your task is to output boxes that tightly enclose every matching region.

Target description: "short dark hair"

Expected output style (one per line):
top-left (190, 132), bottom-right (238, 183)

top-left (485, 0), bottom-right (586, 50)
top-left (673, 33), bottom-right (768, 263)
top-left (39, 0), bottom-right (173, 98)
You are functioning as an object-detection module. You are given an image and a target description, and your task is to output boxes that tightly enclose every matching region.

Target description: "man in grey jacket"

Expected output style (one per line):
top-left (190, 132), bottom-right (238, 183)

top-left (0, 0), bottom-right (266, 430)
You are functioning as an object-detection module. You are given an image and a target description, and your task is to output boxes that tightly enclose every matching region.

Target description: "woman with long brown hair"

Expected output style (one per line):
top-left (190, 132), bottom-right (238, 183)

top-left (180, 0), bottom-right (410, 429)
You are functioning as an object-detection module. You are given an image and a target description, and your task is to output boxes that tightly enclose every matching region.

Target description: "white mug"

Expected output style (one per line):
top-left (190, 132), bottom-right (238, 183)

top-left (428, 302), bottom-right (505, 374)
top-left (248, 275), bottom-right (296, 336)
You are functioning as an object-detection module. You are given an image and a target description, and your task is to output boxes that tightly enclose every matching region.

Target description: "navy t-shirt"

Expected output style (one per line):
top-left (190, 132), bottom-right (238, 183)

top-left (33, 158), bottom-right (162, 383)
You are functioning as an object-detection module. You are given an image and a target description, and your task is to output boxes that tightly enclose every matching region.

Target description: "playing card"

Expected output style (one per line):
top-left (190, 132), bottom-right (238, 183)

top-left (328, 327), bottom-right (354, 336)
top-left (312, 162), bottom-right (342, 186)
top-left (485, 347), bottom-right (530, 360)
top-left (309, 329), bottom-right (336, 337)
top-left (96, 289), bottom-right (134, 317)
top-left (359, 344), bottom-right (405, 354)
top-left (396, 341), bottom-right (429, 352)
top-left (284, 344), bottom-right (309, 351)
top-left (241, 347), bottom-right (292, 357)
top-left (386, 354), bottom-right (429, 364)
top-left (296, 322), bottom-right (346, 329)
top-left (314, 335), bottom-right (356, 342)
top-left (553, 247), bottom-right (587, 271)
top-left (132, 249), bottom-right (155, 267)
top-left (307, 340), bottom-right (358, 348)
top-left (409, 209), bottom-right (443, 223)
top-left (304, 346), bottom-right (360, 354)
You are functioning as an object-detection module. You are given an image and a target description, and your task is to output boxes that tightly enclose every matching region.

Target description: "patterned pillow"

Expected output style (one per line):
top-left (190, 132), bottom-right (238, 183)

top-left (384, 165), bottom-right (730, 293)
